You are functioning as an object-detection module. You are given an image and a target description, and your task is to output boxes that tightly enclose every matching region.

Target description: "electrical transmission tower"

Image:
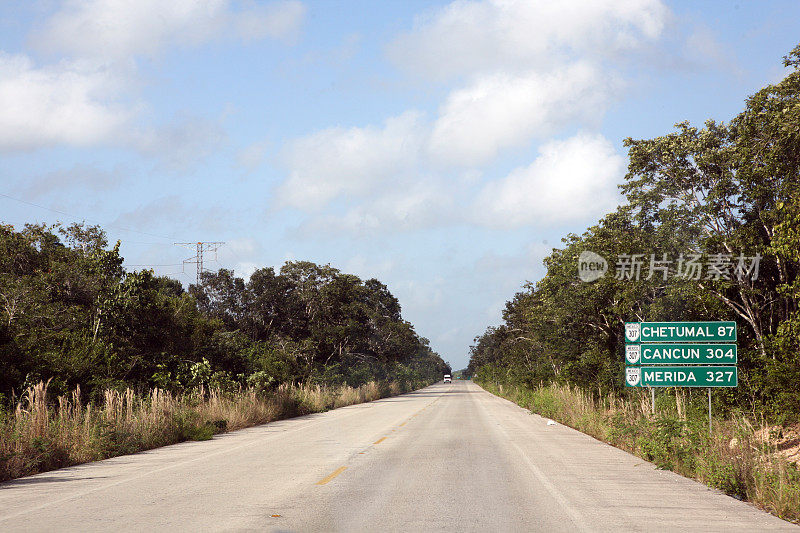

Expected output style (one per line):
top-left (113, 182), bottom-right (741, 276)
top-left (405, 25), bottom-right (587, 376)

top-left (174, 242), bottom-right (225, 285)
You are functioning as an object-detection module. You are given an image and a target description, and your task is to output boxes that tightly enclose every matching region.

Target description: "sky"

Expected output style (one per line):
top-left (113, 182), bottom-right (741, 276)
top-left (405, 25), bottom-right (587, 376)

top-left (1, 1), bottom-right (799, 370)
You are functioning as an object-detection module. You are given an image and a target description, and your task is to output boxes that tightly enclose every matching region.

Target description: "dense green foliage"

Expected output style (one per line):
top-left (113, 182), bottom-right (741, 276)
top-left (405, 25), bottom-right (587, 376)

top-left (0, 223), bottom-right (448, 401)
top-left (469, 45), bottom-right (800, 421)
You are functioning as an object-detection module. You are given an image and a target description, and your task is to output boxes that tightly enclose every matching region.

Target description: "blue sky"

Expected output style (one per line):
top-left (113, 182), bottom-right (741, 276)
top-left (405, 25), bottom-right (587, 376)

top-left (1, 1), bottom-right (799, 370)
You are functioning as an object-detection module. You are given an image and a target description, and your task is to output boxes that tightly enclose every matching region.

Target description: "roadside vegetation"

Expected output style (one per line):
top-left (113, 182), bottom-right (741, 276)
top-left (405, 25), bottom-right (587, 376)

top-left (0, 379), bottom-right (425, 483)
top-left (469, 45), bottom-right (800, 523)
top-left (0, 221), bottom-right (448, 481)
top-left (480, 381), bottom-right (800, 522)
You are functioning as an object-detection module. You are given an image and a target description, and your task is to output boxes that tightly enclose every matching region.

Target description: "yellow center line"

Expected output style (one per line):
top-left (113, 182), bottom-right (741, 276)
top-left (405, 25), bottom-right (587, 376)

top-left (399, 421), bottom-right (407, 426)
top-left (316, 466), bottom-right (347, 485)
top-left (373, 437), bottom-right (387, 444)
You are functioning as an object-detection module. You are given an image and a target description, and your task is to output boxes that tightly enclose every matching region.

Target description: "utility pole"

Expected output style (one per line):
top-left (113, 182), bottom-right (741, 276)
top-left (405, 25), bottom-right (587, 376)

top-left (174, 242), bottom-right (224, 285)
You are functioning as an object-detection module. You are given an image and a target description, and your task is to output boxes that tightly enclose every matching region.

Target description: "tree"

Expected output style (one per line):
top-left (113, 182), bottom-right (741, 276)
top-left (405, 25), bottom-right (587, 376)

top-left (468, 44), bottom-right (800, 418)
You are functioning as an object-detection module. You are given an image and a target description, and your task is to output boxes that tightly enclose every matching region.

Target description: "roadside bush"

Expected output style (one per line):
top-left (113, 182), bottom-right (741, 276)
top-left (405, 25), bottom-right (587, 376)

top-left (0, 376), bottom-right (436, 483)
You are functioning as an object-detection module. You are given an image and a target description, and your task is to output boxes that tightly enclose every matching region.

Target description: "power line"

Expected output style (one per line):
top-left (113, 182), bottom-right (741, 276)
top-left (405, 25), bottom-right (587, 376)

top-left (120, 241), bottom-right (180, 246)
top-left (174, 242), bottom-right (225, 285)
top-left (126, 263), bottom-right (184, 267)
top-left (0, 192), bottom-right (179, 241)
top-left (0, 193), bottom-right (242, 283)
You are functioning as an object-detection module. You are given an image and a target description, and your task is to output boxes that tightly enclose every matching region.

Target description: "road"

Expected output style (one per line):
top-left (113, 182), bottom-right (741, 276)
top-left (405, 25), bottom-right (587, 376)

top-left (0, 380), bottom-right (795, 532)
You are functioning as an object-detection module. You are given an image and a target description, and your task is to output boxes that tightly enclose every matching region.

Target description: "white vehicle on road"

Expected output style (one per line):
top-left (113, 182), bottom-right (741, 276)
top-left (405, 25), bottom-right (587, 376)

top-left (443, 374), bottom-right (451, 383)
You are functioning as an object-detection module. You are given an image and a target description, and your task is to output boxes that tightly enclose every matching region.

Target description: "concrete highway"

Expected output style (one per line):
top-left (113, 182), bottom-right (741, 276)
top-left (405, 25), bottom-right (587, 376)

top-left (0, 380), bottom-right (795, 532)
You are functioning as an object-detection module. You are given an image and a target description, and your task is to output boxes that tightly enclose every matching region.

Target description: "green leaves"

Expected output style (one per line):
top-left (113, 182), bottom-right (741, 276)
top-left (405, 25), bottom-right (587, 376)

top-left (0, 219), bottom-right (447, 399)
top-left (470, 44), bottom-right (800, 419)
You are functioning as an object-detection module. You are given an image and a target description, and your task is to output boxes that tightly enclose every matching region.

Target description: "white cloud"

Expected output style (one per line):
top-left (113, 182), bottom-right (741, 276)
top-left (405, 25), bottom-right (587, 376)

top-left (398, 279), bottom-right (444, 311)
top-left (236, 138), bottom-right (271, 171)
top-left (235, 1), bottom-right (306, 43)
top-left (474, 133), bottom-right (625, 228)
top-left (429, 62), bottom-right (617, 166)
top-left (19, 164), bottom-right (127, 199)
top-left (277, 63), bottom-right (620, 222)
top-left (0, 53), bottom-right (132, 151)
top-left (112, 195), bottom-right (230, 234)
top-left (276, 65), bottom-right (621, 226)
top-left (684, 24), bottom-right (740, 75)
top-left (279, 251), bottom-right (296, 265)
top-left (0, 53), bottom-right (227, 161)
top-left (473, 242), bottom-right (552, 277)
top-left (277, 62), bottom-right (620, 215)
top-left (7, 1), bottom-right (304, 155)
top-left (275, 0), bottom-right (670, 234)
top-left (277, 111), bottom-right (426, 210)
top-left (217, 238), bottom-right (261, 276)
top-left (133, 112), bottom-right (227, 171)
top-left (227, 237), bottom-right (259, 256)
top-left (388, 0), bottom-right (668, 80)
top-left (34, 0), bottom-right (306, 60)
top-left (341, 255), bottom-right (396, 281)
top-left (234, 261), bottom-right (259, 280)
top-left (295, 181), bottom-right (454, 236)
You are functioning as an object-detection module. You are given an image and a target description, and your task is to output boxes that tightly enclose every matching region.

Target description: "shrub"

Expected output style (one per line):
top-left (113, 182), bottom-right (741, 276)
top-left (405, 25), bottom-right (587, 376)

top-left (0, 376), bottom-right (435, 483)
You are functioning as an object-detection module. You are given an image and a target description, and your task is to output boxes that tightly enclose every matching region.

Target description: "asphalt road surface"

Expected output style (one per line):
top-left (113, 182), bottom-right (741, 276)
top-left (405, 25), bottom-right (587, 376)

top-left (0, 380), bottom-right (796, 532)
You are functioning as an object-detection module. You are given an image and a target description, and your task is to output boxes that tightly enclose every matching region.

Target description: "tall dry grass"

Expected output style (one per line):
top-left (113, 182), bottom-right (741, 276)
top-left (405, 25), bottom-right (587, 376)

top-left (480, 380), bottom-right (800, 523)
top-left (0, 379), bottom-right (415, 483)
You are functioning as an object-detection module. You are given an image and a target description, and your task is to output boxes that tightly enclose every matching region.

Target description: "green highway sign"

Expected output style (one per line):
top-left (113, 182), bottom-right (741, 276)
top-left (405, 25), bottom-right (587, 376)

top-left (622, 321), bottom-right (738, 390)
top-left (625, 366), bottom-right (737, 388)
top-left (625, 321), bottom-right (736, 343)
top-left (625, 343), bottom-right (737, 365)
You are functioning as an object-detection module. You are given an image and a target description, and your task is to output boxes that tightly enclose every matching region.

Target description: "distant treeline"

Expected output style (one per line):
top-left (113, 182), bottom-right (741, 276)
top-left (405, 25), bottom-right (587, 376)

top-left (0, 222), bottom-right (448, 401)
top-left (468, 45), bottom-right (800, 421)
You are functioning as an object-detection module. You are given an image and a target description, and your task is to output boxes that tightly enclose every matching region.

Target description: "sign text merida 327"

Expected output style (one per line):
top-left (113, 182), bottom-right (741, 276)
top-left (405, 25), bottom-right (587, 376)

top-left (625, 321), bottom-right (736, 343)
top-left (625, 366), bottom-right (738, 387)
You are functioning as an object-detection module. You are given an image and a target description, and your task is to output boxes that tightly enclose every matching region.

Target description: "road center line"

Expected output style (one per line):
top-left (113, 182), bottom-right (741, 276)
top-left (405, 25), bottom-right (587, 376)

top-left (316, 466), bottom-right (347, 485)
top-left (0, 396), bottom-right (385, 522)
top-left (0, 387), bottom-right (447, 523)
